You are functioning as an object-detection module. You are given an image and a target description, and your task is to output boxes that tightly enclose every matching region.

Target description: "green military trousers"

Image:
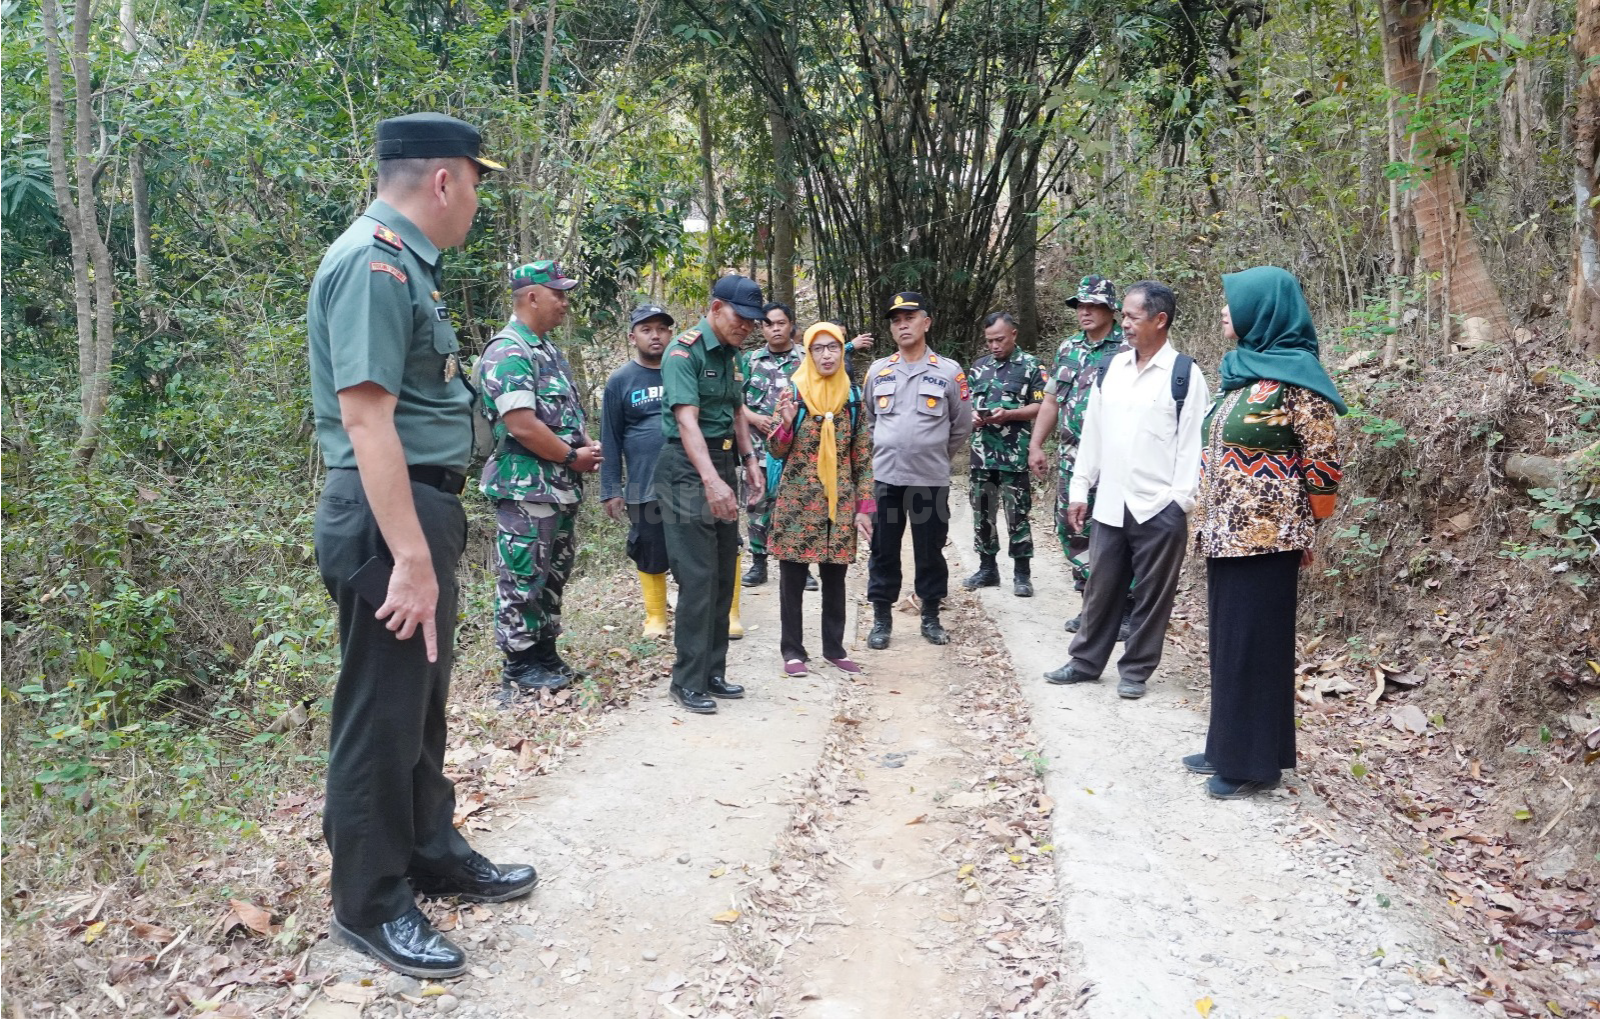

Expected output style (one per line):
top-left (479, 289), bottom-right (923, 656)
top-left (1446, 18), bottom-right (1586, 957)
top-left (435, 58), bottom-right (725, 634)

top-left (655, 441), bottom-right (740, 695)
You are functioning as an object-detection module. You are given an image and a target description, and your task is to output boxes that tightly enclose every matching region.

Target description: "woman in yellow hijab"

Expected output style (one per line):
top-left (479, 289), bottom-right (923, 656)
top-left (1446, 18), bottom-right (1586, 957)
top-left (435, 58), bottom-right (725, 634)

top-left (766, 322), bottom-right (875, 678)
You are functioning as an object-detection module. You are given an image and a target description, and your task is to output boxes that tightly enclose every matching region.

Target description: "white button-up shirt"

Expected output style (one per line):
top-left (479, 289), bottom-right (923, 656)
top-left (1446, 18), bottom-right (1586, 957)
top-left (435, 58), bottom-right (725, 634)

top-left (1068, 341), bottom-right (1207, 526)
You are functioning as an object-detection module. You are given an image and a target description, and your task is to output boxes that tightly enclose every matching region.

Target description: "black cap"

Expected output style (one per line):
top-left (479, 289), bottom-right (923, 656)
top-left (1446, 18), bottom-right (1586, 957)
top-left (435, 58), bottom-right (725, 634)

top-left (376, 113), bottom-right (504, 172)
top-left (711, 275), bottom-right (765, 321)
top-left (629, 304), bottom-right (675, 328)
top-left (885, 292), bottom-right (929, 317)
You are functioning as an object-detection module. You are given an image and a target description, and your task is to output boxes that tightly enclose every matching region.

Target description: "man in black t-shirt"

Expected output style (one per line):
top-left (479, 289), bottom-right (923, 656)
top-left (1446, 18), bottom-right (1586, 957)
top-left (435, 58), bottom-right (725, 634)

top-left (601, 304), bottom-right (674, 637)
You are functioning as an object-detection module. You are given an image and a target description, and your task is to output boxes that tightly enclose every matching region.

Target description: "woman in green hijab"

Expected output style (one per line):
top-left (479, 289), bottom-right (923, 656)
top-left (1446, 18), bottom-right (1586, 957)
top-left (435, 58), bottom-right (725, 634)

top-left (1187, 267), bottom-right (1345, 799)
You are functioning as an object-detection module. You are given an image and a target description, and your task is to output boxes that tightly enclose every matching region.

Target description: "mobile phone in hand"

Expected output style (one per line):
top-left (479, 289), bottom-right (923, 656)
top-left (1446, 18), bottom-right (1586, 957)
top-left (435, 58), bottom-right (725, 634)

top-left (348, 555), bottom-right (393, 607)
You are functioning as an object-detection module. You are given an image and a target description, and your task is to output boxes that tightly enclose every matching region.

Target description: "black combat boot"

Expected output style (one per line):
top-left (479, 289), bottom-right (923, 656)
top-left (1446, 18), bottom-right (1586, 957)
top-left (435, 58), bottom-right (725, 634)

top-left (1117, 596), bottom-right (1135, 643)
top-left (867, 602), bottom-right (893, 650)
top-left (920, 601), bottom-right (950, 645)
top-left (962, 555), bottom-right (1001, 590)
top-left (741, 555), bottom-right (768, 587)
top-left (534, 634), bottom-right (587, 682)
top-left (502, 647), bottom-right (568, 692)
top-left (1012, 559), bottom-right (1033, 598)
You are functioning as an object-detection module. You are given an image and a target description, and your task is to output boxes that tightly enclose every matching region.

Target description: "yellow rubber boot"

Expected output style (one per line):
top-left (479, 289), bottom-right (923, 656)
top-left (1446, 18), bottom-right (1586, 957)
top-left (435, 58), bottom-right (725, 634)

top-left (728, 555), bottom-right (745, 640)
top-left (640, 571), bottom-right (669, 639)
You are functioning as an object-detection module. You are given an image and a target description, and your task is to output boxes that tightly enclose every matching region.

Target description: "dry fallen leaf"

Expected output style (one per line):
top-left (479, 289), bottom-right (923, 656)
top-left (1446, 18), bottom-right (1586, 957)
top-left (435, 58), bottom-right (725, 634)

top-left (1390, 704), bottom-right (1429, 735)
top-left (82, 921), bottom-right (106, 944)
top-left (538, 951), bottom-right (559, 970)
top-left (711, 910), bottom-right (741, 924)
top-left (709, 867), bottom-right (727, 879)
top-left (322, 982), bottom-right (379, 1006)
top-left (1195, 996), bottom-right (1215, 1017)
top-left (224, 899), bottom-right (277, 937)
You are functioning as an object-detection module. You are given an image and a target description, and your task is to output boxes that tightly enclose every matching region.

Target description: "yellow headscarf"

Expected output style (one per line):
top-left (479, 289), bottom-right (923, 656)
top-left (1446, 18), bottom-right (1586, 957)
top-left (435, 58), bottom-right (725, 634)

top-left (792, 322), bottom-right (852, 520)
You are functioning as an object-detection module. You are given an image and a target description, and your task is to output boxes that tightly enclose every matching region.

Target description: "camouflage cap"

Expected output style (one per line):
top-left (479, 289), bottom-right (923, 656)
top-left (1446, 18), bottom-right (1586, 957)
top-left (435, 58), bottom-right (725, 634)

top-left (511, 259), bottom-right (579, 291)
top-left (1065, 275), bottom-right (1118, 310)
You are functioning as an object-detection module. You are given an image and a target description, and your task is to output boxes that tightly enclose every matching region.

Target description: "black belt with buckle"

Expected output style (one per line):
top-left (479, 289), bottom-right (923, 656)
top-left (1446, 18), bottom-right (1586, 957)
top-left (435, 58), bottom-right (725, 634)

top-left (408, 464), bottom-right (467, 494)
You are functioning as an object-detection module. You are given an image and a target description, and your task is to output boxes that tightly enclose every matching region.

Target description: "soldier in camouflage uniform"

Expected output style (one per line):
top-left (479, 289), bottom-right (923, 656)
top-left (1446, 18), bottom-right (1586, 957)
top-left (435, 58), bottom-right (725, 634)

top-left (1029, 275), bottom-right (1133, 633)
top-left (740, 302), bottom-right (872, 589)
top-left (474, 260), bottom-right (601, 692)
top-left (963, 312), bottom-right (1047, 597)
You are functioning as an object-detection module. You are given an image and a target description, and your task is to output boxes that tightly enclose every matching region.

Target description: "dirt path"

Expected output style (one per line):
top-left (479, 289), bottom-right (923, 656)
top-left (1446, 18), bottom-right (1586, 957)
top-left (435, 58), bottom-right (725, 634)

top-left (301, 506), bottom-right (1486, 1019)
top-left (306, 548), bottom-right (1060, 1018)
top-left (948, 499), bottom-right (1480, 1019)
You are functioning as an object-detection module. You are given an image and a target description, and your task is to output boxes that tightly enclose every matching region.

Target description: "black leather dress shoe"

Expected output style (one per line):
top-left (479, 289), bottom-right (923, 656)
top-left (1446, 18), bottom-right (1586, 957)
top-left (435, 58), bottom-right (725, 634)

top-left (706, 675), bottom-right (744, 699)
top-left (670, 684), bottom-right (717, 714)
top-left (412, 852), bottom-right (538, 903)
top-left (331, 906), bottom-right (466, 979)
top-left (1043, 664), bottom-right (1099, 685)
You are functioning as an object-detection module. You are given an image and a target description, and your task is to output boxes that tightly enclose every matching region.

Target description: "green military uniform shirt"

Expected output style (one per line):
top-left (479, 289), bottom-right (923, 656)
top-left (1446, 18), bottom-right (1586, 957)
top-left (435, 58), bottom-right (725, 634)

top-left (660, 317), bottom-right (745, 440)
top-left (308, 199), bottom-right (471, 470)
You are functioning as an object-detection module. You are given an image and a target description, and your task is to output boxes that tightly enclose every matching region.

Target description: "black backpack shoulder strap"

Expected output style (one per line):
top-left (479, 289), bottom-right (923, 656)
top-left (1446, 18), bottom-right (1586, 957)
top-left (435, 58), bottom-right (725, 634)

top-left (1094, 353), bottom-right (1114, 388)
top-left (1170, 354), bottom-right (1194, 421)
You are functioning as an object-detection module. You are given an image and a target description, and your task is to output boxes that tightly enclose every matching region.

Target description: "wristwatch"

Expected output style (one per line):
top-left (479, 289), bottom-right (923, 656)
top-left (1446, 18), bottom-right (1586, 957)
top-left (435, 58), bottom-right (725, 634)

top-left (742, 452), bottom-right (759, 464)
top-left (562, 447), bottom-right (579, 466)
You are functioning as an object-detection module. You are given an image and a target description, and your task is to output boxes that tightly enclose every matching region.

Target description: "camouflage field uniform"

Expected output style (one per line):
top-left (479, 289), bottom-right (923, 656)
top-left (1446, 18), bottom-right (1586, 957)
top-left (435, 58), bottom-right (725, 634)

top-left (741, 343), bottom-right (803, 558)
top-left (476, 319), bottom-right (588, 653)
top-left (1045, 276), bottom-right (1126, 583)
top-left (968, 348), bottom-right (1047, 559)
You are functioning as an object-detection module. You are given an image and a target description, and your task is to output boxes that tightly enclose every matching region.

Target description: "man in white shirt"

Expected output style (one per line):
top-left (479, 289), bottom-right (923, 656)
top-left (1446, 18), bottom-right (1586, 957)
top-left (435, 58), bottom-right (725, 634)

top-left (1044, 280), bottom-right (1206, 699)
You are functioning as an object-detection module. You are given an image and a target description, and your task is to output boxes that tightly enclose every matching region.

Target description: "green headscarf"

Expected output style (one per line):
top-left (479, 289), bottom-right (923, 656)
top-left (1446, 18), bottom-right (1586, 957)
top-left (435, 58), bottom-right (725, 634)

top-left (1219, 266), bottom-right (1348, 415)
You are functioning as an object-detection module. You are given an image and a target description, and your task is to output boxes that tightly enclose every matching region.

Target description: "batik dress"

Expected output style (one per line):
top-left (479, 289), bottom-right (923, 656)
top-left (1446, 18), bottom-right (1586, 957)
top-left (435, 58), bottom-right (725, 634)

top-left (766, 398), bottom-right (874, 566)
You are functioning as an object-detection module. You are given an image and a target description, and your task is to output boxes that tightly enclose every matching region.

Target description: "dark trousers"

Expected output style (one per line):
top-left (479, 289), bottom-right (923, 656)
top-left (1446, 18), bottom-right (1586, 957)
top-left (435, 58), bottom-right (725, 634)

top-left (656, 443), bottom-right (739, 694)
top-left (1067, 503), bottom-right (1188, 685)
top-left (314, 468), bottom-right (473, 927)
top-left (1205, 552), bottom-right (1302, 782)
top-left (779, 560), bottom-right (847, 662)
top-left (626, 500), bottom-right (669, 575)
top-left (866, 483), bottom-right (950, 607)
top-left (969, 468), bottom-right (1034, 560)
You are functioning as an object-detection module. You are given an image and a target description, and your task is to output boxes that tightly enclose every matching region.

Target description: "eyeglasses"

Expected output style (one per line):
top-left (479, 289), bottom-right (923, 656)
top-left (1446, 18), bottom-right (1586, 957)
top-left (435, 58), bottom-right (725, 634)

top-left (809, 342), bottom-right (843, 354)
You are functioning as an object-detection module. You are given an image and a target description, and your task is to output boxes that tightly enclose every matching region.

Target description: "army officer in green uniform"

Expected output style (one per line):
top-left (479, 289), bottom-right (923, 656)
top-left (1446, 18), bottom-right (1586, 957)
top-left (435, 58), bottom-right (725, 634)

top-left (655, 275), bottom-right (767, 715)
top-left (309, 114), bottom-right (535, 979)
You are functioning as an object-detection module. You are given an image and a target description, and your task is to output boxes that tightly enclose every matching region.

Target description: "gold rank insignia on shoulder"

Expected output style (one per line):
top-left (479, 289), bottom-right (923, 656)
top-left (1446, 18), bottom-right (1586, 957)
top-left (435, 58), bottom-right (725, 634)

top-left (677, 328), bottom-right (701, 346)
top-left (444, 354), bottom-right (459, 382)
top-left (373, 225), bottom-right (404, 252)
top-left (876, 367), bottom-right (893, 377)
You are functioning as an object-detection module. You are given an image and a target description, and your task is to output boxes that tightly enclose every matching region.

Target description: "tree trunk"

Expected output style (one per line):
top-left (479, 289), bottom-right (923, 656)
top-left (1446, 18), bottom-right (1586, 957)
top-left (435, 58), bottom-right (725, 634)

top-left (1010, 142), bottom-right (1039, 353)
top-left (762, 43), bottom-right (797, 308)
top-left (697, 76), bottom-right (719, 286)
top-left (1380, 0), bottom-right (1514, 350)
top-left (42, 0), bottom-right (116, 464)
top-left (1571, 0), bottom-right (1600, 357)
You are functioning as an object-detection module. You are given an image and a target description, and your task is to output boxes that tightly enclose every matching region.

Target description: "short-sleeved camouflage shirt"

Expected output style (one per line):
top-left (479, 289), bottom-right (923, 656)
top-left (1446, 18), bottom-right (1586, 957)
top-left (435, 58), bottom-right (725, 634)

top-left (742, 343), bottom-right (803, 458)
top-left (1044, 327), bottom-right (1125, 444)
top-left (476, 319), bottom-right (589, 504)
top-left (968, 349), bottom-right (1047, 471)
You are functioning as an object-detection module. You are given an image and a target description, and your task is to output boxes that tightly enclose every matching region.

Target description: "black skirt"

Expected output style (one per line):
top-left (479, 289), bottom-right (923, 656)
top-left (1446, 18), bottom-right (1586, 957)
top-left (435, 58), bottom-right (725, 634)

top-left (1204, 550), bottom-right (1302, 783)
